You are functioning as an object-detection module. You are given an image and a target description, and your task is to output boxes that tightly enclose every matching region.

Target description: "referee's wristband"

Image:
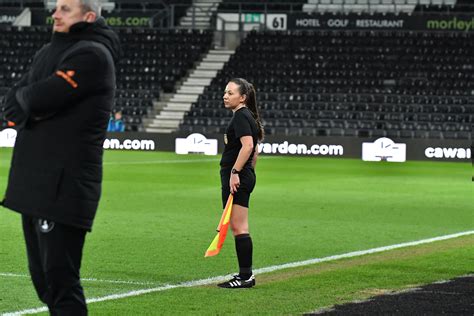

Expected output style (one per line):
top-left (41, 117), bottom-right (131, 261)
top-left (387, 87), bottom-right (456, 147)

top-left (231, 168), bottom-right (240, 175)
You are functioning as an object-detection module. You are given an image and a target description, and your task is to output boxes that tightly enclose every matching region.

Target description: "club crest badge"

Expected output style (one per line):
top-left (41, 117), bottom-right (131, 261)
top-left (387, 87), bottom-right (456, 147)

top-left (38, 219), bottom-right (55, 233)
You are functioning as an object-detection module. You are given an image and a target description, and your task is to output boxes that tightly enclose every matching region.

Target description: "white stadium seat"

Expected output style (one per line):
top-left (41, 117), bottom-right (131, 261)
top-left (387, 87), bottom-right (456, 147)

top-left (344, 4), bottom-right (369, 12)
top-left (371, 4), bottom-right (396, 12)
top-left (396, 4), bottom-right (416, 13)
top-left (302, 4), bottom-right (317, 12)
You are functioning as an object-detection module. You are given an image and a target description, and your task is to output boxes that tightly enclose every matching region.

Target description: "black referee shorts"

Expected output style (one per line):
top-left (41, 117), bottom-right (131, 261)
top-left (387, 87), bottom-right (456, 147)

top-left (220, 166), bottom-right (256, 208)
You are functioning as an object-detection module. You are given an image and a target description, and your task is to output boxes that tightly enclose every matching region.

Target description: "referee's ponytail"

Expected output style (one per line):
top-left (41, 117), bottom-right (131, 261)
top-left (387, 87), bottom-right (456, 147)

top-left (230, 78), bottom-right (264, 141)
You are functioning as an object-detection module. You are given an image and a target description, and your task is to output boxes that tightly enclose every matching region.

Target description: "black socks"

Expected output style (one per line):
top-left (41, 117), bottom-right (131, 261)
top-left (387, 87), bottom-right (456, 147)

top-left (235, 233), bottom-right (253, 279)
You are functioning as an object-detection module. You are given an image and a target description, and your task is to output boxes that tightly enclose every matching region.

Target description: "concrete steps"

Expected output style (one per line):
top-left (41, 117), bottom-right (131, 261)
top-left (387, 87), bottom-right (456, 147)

top-left (184, 78), bottom-right (213, 86)
top-left (179, 0), bottom-right (222, 29)
top-left (144, 47), bottom-right (235, 133)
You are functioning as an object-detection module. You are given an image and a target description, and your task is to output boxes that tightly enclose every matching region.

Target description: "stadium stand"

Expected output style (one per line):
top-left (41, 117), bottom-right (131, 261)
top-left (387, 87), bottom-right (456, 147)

top-left (114, 0), bottom-right (193, 10)
top-left (115, 27), bottom-right (212, 130)
top-left (218, 0), bottom-right (306, 12)
top-left (113, 0), bottom-right (193, 26)
top-left (1, 1), bottom-right (472, 139)
top-left (0, 0), bottom-right (43, 8)
top-left (180, 29), bottom-right (473, 139)
top-left (303, 0), bottom-right (418, 14)
top-left (417, 0), bottom-right (474, 13)
top-left (0, 26), bottom-right (213, 131)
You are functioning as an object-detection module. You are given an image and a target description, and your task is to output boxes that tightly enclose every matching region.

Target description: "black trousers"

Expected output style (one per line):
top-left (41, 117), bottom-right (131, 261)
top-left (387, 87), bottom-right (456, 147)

top-left (22, 215), bottom-right (88, 316)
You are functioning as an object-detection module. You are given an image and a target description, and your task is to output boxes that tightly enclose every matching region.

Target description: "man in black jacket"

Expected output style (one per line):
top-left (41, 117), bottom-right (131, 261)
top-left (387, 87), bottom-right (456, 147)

top-left (1, 0), bottom-right (120, 314)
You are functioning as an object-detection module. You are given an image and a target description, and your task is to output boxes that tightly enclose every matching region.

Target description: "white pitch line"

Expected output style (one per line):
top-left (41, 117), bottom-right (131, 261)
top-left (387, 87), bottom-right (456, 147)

top-left (80, 277), bottom-right (158, 286)
top-left (253, 230), bottom-right (474, 274)
top-left (0, 273), bottom-right (158, 286)
top-left (3, 230), bottom-right (473, 316)
top-left (104, 158), bottom-right (220, 165)
top-left (103, 155), bottom-right (275, 166)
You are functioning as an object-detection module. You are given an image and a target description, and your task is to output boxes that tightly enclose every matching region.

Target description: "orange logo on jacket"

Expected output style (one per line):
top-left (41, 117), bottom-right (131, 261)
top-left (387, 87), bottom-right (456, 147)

top-left (56, 70), bottom-right (78, 88)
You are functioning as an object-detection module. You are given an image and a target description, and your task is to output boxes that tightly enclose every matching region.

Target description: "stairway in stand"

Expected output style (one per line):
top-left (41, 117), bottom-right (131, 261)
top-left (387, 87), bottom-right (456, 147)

top-left (180, 0), bottom-right (222, 29)
top-left (145, 48), bottom-right (234, 133)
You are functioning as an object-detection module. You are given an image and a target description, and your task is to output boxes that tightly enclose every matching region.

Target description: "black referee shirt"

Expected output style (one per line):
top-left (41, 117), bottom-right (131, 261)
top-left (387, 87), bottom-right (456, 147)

top-left (220, 107), bottom-right (259, 168)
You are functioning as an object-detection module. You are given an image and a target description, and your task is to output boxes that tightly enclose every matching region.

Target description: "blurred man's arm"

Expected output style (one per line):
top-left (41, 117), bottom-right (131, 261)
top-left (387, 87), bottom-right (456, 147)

top-left (3, 74), bottom-right (31, 125)
top-left (15, 47), bottom-right (110, 116)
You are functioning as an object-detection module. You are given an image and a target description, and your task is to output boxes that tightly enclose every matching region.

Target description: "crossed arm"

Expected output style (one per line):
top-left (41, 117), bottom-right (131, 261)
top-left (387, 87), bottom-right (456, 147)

top-left (3, 48), bottom-right (107, 125)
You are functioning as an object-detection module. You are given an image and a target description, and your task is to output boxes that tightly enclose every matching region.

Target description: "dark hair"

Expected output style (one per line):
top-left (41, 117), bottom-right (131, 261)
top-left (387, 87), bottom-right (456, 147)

top-left (229, 78), bottom-right (264, 141)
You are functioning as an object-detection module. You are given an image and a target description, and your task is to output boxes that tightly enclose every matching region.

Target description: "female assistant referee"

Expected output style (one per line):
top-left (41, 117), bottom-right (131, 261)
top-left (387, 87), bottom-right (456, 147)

top-left (217, 78), bottom-right (264, 289)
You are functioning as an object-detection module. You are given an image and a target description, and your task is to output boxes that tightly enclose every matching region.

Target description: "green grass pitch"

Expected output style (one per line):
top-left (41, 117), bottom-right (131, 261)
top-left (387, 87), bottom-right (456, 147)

top-left (0, 148), bottom-right (472, 314)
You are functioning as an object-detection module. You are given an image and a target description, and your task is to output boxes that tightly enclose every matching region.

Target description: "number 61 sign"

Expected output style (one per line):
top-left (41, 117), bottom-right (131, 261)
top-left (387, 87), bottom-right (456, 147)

top-left (266, 14), bottom-right (287, 30)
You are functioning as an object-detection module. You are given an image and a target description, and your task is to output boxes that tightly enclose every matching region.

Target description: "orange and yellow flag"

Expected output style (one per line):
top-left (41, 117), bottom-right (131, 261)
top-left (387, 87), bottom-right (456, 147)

top-left (204, 194), bottom-right (233, 257)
